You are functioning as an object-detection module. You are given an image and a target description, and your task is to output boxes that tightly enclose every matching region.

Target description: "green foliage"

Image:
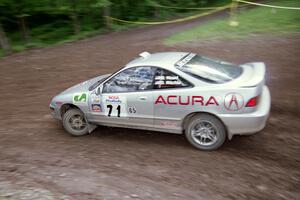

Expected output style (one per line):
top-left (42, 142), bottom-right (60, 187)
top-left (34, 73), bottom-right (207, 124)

top-left (91, 0), bottom-right (111, 8)
top-left (165, 0), bottom-right (300, 45)
top-left (0, 0), bottom-right (231, 56)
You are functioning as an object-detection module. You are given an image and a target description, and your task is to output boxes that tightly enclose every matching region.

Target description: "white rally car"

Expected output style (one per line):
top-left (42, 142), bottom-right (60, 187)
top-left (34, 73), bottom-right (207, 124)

top-left (50, 52), bottom-right (271, 150)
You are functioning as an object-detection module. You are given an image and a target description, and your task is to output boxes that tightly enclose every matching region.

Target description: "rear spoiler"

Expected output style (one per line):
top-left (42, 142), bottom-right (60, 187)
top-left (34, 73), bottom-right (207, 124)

top-left (240, 62), bottom-right (266, 87)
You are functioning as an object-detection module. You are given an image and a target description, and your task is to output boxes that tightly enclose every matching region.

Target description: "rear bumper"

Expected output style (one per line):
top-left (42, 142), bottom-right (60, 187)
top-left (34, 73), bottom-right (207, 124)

top-left (219, 86), bottom-right (271, 139)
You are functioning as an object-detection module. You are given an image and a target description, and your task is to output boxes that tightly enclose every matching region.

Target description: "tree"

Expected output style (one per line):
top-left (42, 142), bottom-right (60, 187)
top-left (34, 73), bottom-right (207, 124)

top-left (17, 14), bottom-right (31, 43)
top-left (0, 0), bottom-right (37, 44)
top-left (0, 22), bottom-right (11, 54)
top-left (0, 0), bottom-right (12, 53)
top-left (91, 0), bottom-right (111, 29)
top-left (69, 0), bottom-right (81, 34)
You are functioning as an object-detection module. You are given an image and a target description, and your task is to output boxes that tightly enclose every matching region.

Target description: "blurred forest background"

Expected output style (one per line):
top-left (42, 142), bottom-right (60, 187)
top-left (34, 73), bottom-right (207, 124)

top-left (1, 0), bottom-right (299, 57)
top-left (0, 0), bottom-right (230, 56)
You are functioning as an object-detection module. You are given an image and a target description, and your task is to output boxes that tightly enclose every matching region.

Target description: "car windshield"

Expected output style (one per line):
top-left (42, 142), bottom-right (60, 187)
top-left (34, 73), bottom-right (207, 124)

top-left (175, 54), bottom-right (243, 83)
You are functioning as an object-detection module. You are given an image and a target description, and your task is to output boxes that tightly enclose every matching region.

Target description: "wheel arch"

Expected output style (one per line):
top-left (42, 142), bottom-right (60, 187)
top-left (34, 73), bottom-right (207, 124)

top-left (182, 111), bottom-right (228, 138)
top-left (60, 103), bottom-right (82, 117)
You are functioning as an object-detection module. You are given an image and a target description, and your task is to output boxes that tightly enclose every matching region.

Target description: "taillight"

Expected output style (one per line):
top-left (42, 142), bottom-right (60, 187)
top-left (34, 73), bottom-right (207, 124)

top-left (246, 96), bottom-right (259, 107)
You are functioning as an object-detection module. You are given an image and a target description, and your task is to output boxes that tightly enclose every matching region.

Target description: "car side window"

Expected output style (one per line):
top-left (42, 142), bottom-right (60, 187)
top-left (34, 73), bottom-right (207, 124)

top-left (102, 66), bottom-right (155, 93)
top-left (153, 68), bottom-right (191, 89)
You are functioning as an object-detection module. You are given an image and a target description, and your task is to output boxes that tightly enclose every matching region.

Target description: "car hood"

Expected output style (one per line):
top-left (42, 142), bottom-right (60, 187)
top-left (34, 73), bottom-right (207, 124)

top-left (59, 74), bottom-right (110, 95)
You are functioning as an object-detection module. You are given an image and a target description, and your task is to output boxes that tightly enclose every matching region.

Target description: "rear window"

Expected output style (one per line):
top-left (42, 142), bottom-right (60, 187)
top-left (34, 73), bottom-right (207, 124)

top-left (175, 54), bottom-right (243, 84)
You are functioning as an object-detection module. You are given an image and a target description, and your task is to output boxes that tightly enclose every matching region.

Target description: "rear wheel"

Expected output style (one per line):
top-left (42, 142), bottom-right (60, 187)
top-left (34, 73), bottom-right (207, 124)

top-left (185, 114), bottom-right (226, 150)
top-left (62, 109), bottom-right (88, 136)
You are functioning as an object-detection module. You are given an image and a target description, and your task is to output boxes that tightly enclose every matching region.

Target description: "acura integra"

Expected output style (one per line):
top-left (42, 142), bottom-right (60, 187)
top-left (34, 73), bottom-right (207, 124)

top-left (50, 52), bottom-right (271, 150)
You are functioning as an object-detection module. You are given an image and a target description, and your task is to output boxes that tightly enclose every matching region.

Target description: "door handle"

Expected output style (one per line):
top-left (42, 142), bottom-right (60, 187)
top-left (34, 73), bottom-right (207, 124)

top-left (139, 96), bottom-right (147, 100)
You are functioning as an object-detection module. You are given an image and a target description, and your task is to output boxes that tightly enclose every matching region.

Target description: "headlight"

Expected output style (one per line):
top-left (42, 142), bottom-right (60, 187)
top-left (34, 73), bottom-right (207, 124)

top-left (49, 101), bottom-right (56, 110)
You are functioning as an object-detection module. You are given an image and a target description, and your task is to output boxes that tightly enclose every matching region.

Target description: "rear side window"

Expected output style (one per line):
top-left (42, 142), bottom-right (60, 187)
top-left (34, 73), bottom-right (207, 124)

top-left (175, 54), bottom-right (243, 84)
top-left (153, 68), bottom-right (191, 89)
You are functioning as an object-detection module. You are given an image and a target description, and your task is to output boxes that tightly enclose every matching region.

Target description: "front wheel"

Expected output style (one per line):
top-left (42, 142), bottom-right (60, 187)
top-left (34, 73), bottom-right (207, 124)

top-left (185, 114), bottom-right (226, 150)
top-left (62, 109), bottom-right (89, 136)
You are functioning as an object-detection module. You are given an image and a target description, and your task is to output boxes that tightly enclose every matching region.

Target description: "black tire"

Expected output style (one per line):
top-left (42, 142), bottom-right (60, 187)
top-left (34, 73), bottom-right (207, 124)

top-left (185, 114), bottom-right (226, 151)
top-left (62, 109), bottom-right (89, 136)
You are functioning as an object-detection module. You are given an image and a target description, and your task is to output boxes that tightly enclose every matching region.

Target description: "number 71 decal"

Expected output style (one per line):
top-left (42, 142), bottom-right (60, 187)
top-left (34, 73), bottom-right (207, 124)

top-left (107, 105), bottom-right (121, 117)
top-left (103, 95), bottom-right (127, 117)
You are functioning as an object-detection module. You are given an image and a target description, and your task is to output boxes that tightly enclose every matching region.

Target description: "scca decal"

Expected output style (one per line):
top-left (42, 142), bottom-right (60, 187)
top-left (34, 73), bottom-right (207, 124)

top-left (155, 95), bottom-right (219, 106)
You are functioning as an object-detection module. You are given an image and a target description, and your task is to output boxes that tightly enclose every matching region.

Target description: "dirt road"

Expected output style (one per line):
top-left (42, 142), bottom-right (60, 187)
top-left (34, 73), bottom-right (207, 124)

top-left (0, 15), bottom-right (299, 199)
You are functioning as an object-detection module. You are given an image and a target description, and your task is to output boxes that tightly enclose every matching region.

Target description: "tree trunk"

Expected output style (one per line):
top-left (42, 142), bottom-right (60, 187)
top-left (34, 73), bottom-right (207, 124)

top-left (19, 17), bottom-right (30, 43)
top-left (154, 7), bottom-right (160, 18)
top-left (86, 0), bottom-right (93, 16)
top-left (70, 0), bottom-right (80, 35)
top-left (103, 6), bottom-right (111, 29)
top-left (0, 22), bottom-right (12, 54)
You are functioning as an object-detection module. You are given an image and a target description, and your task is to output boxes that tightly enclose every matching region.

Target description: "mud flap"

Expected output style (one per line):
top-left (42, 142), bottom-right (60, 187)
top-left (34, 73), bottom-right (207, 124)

top-left (84, 116), bottom-right (97, 133)
top-left (228, 133), bottom-right (233, 140)
top-left (87, 122), bottom-right (97, 133)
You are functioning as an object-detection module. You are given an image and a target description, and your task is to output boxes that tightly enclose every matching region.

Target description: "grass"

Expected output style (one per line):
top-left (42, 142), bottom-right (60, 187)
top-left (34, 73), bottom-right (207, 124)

top-left (165, 0), bottom-right (300, 45)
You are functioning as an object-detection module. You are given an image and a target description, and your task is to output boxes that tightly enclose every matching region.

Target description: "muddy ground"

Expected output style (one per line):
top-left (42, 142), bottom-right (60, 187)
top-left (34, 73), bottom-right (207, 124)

top-left (0, 15), bottom-right (299, 200)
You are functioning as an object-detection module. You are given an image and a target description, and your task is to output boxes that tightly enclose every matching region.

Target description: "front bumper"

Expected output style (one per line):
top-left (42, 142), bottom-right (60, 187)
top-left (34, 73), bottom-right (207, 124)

top-left (219, 86), bottom-right (271, 139)
top-left (49, 103), bottom-right (62, 120)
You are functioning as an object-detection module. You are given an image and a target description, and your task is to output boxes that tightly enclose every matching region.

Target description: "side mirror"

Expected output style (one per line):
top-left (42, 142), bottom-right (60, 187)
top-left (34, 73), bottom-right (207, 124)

top-left (96, 85), bottom-right (102, 95)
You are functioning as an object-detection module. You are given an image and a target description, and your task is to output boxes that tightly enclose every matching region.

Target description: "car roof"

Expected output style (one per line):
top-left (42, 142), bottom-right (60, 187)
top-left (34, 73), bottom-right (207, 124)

top-left (125, 52), bottom-right (189, 69)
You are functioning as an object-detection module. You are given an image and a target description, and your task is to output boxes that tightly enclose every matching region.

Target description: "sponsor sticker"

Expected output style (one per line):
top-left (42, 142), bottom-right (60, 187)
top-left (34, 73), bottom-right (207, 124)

top-left (106, 96), bottom-right (122, 104)
top-left (155, 80), bottom-right (165, 85)
top-left (92, 97), bottom-right (101, 103)
top-left (175, 53), bottom-right (195, 67)
top-left (91, 104), bottom-right (102, 112)
top-left (128, 106), bottom-right (137, 114)
top-left (103, 95), bottom-right (128, 117)
top-left (154, 75), bottom-right (182, 86)
top-left (166, 76), bottom-right (179, 80)
top-left (165, 80), bottom-right (182, 85)
top-left (73, 92), bottom-right (88, 104)
top-left (161, 121), bottom-right (178, 127)
top-left (155, 76), bottom-right (165, 80)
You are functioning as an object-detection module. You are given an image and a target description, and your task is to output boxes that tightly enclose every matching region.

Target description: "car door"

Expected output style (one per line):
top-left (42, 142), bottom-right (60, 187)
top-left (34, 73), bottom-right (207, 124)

top-left (151, 68), bottom-right (193, 132)
top-left (89, 66), bottom-right (155, 128)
